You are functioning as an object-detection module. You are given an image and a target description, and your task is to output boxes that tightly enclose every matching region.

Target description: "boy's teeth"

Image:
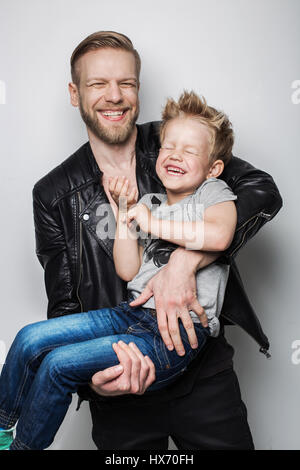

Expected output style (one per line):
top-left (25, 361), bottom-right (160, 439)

top-left (167, 166), bottom-right (185, 174)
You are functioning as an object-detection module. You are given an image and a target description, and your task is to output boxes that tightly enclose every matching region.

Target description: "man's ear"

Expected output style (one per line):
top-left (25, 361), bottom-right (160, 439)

top-left (207, 159), bottom-right (224, 179)
top-left (68, 82), bottom-right (79, 107)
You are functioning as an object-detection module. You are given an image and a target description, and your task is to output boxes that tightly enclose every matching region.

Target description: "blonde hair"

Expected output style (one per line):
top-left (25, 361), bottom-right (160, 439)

top-left (160, 91), bottom-right (234, 165)
top-left (70, 31), bottom-right (141, 86)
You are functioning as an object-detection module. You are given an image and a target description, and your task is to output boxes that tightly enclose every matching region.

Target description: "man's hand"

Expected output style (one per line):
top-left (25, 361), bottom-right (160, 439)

top-left (90, 341), bottom-right (155, 396)
top-left (130, 248), bottom-right (216, 356)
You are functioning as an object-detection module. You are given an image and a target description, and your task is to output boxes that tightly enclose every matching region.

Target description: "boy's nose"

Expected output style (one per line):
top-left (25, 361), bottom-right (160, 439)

top-left (170, 151), bottom-right (183, 161)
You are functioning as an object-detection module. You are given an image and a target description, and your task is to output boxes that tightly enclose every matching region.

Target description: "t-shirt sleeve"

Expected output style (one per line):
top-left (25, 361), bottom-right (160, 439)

top-left (196, 177), bottom-right (237, 212)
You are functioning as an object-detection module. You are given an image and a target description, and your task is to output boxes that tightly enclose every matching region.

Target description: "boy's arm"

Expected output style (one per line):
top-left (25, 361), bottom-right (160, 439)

top-left (129, 200), bottom-right (237, 252)
top-left (113, 205), bottom-right (142, 282)
top-left (109, 177), bottom-right (142, 281)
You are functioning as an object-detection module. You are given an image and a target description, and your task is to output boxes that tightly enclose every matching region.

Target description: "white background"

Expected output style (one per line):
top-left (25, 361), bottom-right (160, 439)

top-left (0, 0), bottom-right (299, 450)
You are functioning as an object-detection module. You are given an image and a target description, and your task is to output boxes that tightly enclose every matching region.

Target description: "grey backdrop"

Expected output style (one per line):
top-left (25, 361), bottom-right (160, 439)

top-left (0, 0), bottom-right (299, 450)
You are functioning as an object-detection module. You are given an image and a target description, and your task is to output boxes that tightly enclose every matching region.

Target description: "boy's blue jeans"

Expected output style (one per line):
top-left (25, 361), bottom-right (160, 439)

top-left (0, 300), bottom-right (210, 450)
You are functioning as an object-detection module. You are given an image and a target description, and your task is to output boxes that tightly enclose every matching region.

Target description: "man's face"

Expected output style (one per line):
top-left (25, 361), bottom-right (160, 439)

top-left (70, 48), bottom-right (140, 145)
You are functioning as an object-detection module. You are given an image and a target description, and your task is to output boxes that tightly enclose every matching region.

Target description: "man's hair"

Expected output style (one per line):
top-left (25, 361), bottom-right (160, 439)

top-left (70, 31), bottom-right (141, 86)
top-left (160, 90), bottom-right (234, 165)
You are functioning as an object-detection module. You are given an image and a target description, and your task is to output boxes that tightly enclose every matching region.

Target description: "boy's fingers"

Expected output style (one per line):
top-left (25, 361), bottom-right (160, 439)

top-left (128, 186), bottom-right (138, 203)
top-left (108, 176), bottom-right (117, 193)
top-left (115, 175), bottom-right (126, 195)
top-left (120, 179), bottom-right (129, 197)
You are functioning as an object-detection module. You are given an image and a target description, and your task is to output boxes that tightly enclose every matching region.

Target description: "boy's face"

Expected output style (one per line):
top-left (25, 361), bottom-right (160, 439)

top-left (156, 118), bottom-right (213, 195)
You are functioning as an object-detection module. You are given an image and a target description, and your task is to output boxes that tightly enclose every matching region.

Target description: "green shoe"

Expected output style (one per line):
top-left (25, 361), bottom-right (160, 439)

top-left (0, 428), bottom-right (14, 450)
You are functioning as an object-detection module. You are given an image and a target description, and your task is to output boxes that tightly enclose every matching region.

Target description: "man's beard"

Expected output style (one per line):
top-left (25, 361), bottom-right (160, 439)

top-left (79, 97), bottom-right (139, 145)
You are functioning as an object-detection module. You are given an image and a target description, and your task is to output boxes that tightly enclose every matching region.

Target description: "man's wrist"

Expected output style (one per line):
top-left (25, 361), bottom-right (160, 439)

top-left (169, 247), bottom-right (203, 274)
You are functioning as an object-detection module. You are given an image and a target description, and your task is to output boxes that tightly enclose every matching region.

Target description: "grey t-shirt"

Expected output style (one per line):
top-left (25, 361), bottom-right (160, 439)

top-left (127, 177), bottom-right (237, 337)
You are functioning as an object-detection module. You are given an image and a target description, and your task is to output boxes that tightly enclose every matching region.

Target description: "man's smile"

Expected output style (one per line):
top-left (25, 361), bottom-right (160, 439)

top-left (97, 109), bottom-right (129, 121)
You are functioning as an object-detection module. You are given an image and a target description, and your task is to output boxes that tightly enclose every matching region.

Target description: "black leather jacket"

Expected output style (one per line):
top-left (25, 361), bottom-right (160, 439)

top-left (33, 122), bottom-right (282, 358)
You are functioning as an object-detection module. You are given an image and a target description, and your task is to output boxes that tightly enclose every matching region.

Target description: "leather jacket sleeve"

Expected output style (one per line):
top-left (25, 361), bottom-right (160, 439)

top-left (32, 184), bottom-right (81, 319)
top-left (221, 156), bottom-right (283, 262)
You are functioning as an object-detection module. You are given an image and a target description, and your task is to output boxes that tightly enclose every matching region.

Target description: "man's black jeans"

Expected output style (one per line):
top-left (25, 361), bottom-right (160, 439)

top-left (89, 367), bottom-right (254, 450)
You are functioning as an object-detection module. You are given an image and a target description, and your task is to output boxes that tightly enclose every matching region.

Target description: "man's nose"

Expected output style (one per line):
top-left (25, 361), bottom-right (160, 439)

top-left (104, 83), bottom-right (123, 103)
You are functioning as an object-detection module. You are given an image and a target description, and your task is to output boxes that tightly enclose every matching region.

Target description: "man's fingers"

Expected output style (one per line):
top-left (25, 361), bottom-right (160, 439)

top-left (156, 305), bottom-right (174, 351)
top-left (91, 363), bottom-right (123, 386)
top-left (190, 300), bottom-right (208, 328)
top-left (111, 342), bottom-right (132, 377)
top-left (116, 341), bottom-right (141, 393)
top-left (167, 313), bottom-right (185, 356)
top-left (139, 356), bottom-right (156, 394)
top-left (129, 283), bottom-right (153, 306)
top-left (179, 309), bottom-right (198, 349)
top-left (127, 342), bottom-right (151, 393)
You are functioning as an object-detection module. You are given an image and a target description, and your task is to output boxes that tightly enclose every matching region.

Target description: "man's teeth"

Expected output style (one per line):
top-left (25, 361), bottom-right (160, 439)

top-left (102, 111), bottom-right (124, 116)
top-left (167, 166), bottom-right (185, 174)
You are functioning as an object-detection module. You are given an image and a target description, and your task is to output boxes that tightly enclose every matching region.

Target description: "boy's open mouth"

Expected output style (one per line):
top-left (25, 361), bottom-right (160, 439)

top-left (165, 165), bottom-right (186, 176)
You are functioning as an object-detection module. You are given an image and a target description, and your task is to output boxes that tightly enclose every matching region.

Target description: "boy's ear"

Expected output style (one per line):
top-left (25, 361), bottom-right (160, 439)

top-left (68, 82), bottom-right (79, 107)
top-left (207, 159), bottom-right (224, 179)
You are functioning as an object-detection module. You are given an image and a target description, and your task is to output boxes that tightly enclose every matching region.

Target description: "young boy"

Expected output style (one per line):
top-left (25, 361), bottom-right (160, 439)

top-left (0, 91), bottom-right (237, 450)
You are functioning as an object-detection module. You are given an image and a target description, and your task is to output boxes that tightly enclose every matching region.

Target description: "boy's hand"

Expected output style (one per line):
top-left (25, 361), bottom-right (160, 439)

top-left (127, 204), bottom-right (152, 233)
top-left (108, 176), bottom-right (138, 209)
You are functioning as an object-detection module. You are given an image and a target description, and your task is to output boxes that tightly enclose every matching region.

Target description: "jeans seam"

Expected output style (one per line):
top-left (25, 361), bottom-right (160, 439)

top-left (154, 354), bottom-right (193, 387)
top-left (10, 436), bottom-right (31, 450)
top-left (153, 335), bottom-right (165, 369)
top-left (0, 408), bottom-right (17, 428)
top-left (10, 342), bottom-right (68, 424)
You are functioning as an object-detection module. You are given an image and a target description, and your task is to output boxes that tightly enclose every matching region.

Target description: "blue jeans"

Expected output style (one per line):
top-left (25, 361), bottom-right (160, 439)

top-left (0, 301), bottom-right (210, 450)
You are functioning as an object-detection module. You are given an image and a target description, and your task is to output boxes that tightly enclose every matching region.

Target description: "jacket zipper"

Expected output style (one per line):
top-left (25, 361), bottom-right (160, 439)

top-left (221, 312), bottom-right (271, 359)
top-left (230, 215), bottom-right (260, 258)
top-left (76, 191), bottom-right (83, 312)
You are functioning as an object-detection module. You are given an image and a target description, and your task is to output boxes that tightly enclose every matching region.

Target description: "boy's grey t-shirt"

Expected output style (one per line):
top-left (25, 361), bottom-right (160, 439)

top-left (127, 177), bottom-right (237, 337)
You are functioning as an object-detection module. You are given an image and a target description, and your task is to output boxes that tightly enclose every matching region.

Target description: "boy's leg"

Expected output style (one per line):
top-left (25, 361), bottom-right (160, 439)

top-left (10, 333), bottom-right (153, 450)
top-left (0, 307), bottom-right (128, 430)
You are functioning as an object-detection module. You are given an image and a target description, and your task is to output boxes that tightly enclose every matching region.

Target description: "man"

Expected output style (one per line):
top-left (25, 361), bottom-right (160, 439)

top-left (33, 31), bottom-right (282, 450)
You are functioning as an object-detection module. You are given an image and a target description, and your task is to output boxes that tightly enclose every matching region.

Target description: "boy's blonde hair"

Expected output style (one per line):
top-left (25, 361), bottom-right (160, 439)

top-left (160, 91), bottom-right (234, 165)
